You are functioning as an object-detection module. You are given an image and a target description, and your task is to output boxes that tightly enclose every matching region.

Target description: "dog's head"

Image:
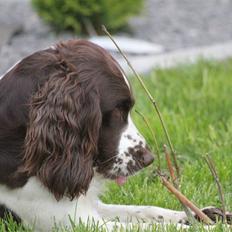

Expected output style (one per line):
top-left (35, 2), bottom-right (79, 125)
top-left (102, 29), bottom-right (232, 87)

top-left (16, 40), bottom-right (154, 199)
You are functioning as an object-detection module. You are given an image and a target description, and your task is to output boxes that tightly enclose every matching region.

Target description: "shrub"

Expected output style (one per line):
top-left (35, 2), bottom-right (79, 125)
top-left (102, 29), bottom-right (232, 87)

top-left (32, 0), bottom-right (144, 34)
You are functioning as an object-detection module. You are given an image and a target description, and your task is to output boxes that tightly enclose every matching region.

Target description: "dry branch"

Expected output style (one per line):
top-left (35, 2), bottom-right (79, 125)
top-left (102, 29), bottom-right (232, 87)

top-left (102, 25), bottom-right (180, 178)
top-left (158, 173), bottom-right (214, 225)
top-left (204, 154), bottom-right (227, 223)
top-left (102, 25), bottom-right (199, 224)
top-left (163, 144), bottom-right (176, 183)
top-left (163, 144), bottom-right (197, 224)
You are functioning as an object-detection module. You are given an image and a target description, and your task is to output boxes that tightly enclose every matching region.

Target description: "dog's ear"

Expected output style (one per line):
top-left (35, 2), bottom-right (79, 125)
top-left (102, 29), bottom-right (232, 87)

top-left (22, 66), bottom-right (101, 200)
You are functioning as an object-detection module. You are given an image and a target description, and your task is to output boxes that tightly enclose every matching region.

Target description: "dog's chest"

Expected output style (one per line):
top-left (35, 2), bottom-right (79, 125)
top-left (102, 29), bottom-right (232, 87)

top-left (0, 177), bottom-right (103, 231)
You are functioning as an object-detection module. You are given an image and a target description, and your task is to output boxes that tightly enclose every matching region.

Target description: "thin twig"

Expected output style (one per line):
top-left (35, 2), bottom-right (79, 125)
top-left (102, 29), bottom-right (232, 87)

top-left (164, 144), bottom-right (176, 183)
top-left (204, 154), bottom-right (227, 223)
top-left (163, 144), bottom-right (196, 224)
top-left (102, 25), bottom-right (180, 178)
top-left (101, 25), bottom-right (201, 225)
top-left (135, 109), bottom-right (161, 170)
top-left (158, 172), bottom-right (214, 225)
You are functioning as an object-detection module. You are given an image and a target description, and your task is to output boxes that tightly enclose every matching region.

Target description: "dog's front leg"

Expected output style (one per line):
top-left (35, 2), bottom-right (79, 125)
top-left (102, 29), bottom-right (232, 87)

top-left (97, 201), bottom-right (187, 224)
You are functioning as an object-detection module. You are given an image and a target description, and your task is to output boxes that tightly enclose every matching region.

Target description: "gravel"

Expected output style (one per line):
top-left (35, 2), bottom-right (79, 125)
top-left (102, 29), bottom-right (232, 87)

top-left (130, 0), bottom-right (232, 51)
top-left (1, 0), bottom-right (232, 75)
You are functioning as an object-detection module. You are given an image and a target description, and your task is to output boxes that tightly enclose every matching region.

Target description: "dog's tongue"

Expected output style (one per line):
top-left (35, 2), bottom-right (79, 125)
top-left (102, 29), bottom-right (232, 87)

top-left (115, 176), bottom-right (127, 186)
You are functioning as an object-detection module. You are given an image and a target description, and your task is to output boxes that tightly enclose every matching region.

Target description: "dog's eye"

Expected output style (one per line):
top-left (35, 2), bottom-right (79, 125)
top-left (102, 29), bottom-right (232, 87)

top-left (102, 108), bottom-right (127, 128)
top-left (102, 99), bottom-right (133, 127)
top-left (116, 99), bottom-right (133, 112)
top-left (113, 107), bottom-right (124, 119)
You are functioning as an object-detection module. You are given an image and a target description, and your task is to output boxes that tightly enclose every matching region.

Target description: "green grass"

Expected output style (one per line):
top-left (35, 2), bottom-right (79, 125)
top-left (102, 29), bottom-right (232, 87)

top-left (1, 59), bottom-right (232, 231)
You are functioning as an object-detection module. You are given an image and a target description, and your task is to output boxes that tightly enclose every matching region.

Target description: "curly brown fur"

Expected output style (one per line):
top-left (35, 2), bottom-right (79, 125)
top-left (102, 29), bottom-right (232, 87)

top-left (21, 55), bottom-right (101, 200)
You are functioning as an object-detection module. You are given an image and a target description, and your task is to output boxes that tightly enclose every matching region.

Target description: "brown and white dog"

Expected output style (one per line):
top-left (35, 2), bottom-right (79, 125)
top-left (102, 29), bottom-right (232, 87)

top-left (0, 40), bottom-right (221, 231)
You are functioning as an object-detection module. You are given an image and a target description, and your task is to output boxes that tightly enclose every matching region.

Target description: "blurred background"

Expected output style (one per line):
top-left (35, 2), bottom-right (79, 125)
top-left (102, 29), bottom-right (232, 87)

top-left (1, 0), bottom-right (232, 75)
top-left (1, 2), bottom-right (232, 231)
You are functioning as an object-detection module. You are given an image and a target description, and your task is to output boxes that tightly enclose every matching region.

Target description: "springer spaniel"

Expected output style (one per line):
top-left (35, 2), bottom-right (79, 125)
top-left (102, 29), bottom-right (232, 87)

top-left (0, 40), bottom-right (220, 231)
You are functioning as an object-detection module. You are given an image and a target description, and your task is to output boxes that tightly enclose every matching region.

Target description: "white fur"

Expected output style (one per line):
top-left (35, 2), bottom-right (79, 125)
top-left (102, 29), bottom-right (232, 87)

top-left (0, 49), bottom-right (211, 232)
top-left (119, 115), bottom-right (146, 154)
top-left (98, 202), bottom-right (187, 224)
top-left (112, 115), bottom-right (146, 175)
top-left (0, 176), bottom-right (104, 231)
top-left (0, 112), bottom-right (189, 231)
top-left (0, 175), bottom-right (193, 232)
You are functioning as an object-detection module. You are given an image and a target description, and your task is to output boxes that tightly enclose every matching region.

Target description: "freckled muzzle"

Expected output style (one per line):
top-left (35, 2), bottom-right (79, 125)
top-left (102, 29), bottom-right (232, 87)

top-left (112, 116), bottom-right (156, 177)
top-left (113, 146), bottom-right (154, 186)
top-left (140, 148), bottom-right (154, 167)
top-left (126, 145), bottom-right (154, 173)
top-left (96, 115), bottom-right (155, 183)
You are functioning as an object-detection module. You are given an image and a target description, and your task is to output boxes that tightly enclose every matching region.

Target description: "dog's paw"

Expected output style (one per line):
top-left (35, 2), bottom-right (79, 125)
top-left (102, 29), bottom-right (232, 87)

top-left (194, 206), bottom-right (232, 224)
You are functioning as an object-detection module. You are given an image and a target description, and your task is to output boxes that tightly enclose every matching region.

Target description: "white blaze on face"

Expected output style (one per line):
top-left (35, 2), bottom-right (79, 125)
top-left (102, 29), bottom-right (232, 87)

top-left (119, 116), bottom-right (146, 154)
top-left (110, 69), bottom-right (147, 180)
top-left (111, 115), bottom-right (146, 176)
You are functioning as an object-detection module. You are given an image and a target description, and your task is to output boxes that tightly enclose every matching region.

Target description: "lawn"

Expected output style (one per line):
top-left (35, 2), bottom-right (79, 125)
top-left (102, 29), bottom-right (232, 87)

top-left (1, 59), bottom-right (232, 231)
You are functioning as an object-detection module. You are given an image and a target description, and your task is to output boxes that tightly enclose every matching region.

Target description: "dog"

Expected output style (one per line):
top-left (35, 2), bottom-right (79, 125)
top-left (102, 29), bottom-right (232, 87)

top-left (0, 40), bottom-right (222, 231)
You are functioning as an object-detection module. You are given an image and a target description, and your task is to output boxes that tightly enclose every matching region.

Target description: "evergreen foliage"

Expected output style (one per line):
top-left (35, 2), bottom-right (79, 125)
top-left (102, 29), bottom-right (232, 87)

top-left (32, 0), bottom-right (144, 34)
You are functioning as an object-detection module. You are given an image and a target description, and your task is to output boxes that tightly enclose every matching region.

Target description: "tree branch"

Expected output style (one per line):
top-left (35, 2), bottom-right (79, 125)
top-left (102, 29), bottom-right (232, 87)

top-left (204, 154), bottom-right (227, 223)
top-left (158, 172), bottom-right (214, 225)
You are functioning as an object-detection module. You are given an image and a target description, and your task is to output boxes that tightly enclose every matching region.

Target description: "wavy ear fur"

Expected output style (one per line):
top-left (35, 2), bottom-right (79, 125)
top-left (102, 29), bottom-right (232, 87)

top-left (22, 62), bottom-right (101, 200)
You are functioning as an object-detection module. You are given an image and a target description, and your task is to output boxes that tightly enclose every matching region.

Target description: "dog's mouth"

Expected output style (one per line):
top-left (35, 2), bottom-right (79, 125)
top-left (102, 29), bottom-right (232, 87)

top-left (95, 149), bottom-right (154, 185)
top-left (114, 176), bottom-right (128, 186)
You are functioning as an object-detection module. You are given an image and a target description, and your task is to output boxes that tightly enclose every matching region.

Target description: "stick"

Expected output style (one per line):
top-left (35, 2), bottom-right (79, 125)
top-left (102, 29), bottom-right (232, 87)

top-left (158, 173), bottom-right (214, 225)
top-left (163, 144), bottom-right (176, 182)
top-left (204, 154), bottom-right (227, 223)
top-left (163, 145), bottom-right (197, 224)
top-left (102, 25), bottom-right (207, 226)
top-left (102, 25), bottom-right (180, 178)
top-left (135, 109), bottom-right (161, 170)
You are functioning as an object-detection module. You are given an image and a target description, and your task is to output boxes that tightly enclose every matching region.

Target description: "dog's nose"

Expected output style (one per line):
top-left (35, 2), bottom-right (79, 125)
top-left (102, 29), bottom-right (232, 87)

top-left (142, 150), bottom-right (154, 167)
